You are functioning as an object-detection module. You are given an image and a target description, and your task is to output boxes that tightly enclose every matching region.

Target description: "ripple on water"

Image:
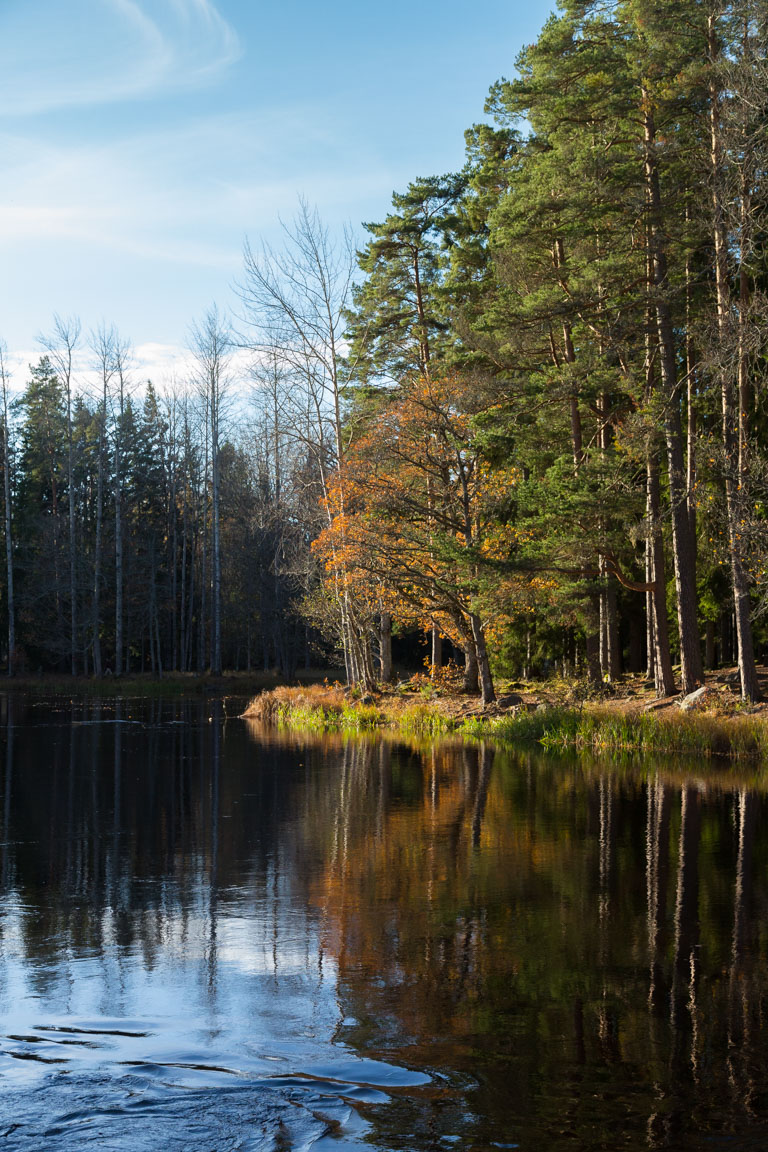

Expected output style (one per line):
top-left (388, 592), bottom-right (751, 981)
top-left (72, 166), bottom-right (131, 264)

top-left (0, 1068), bottom-right (389, 1150)
top-left (0, 1015), bottom-right (429, 1150)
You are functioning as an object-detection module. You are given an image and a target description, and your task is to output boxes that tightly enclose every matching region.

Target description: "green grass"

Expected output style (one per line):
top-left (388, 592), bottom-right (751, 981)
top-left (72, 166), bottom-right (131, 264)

top-left (272, 699), bottom-right (385, 732)
top-left (468, 705), bottom-right (768, 761)
top-left (398, 703), bottom-right (452, 737)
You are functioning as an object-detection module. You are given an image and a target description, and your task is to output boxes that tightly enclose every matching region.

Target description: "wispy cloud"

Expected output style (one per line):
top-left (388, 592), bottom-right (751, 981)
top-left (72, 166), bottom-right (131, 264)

top-left (0, 108), bottom-right (377, 265)
top-left (0, 0), bottom-right (241, 116)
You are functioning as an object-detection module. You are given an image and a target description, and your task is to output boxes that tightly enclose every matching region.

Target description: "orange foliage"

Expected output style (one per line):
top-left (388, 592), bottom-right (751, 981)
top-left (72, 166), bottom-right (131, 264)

top-left (312, 372), bottom-right (524, 638)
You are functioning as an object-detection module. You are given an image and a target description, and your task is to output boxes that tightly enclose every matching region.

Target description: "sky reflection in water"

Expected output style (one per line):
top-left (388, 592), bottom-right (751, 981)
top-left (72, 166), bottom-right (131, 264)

top-left (0, 696), bottom-right (767, 1150)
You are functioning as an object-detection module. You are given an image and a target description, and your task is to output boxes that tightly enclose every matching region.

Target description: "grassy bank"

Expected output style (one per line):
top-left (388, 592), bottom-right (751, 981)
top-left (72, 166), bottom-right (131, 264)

top-left (463, 706), bottom-right (768, 760)
top-left (244, 684), bottom-right (768, 762)
top-left (243, 684), bottom-right (453, 737)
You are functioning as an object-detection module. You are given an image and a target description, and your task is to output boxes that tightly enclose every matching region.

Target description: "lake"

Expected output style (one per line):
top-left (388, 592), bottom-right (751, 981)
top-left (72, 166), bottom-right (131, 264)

top-left (0, 695), bottom-right (766, 1150)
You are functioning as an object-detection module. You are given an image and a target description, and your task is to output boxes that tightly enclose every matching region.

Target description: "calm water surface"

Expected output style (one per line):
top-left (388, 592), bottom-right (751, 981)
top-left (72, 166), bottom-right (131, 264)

top-left (0, 696), bottom-right (767, 1150)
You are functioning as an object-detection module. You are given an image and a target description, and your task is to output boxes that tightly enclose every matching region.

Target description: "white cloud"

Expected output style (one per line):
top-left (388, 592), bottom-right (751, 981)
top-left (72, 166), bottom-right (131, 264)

top-left (0, 107), bottom-right (377, 267)
top-left (0, 0), bottom-right (241, 117)
top-left (4, 338), bottom-right (257, 405)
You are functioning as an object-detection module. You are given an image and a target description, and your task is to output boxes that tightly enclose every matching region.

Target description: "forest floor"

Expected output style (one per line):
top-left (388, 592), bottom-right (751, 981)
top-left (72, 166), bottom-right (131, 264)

top-left (451, 664), bottom-right (768, 720)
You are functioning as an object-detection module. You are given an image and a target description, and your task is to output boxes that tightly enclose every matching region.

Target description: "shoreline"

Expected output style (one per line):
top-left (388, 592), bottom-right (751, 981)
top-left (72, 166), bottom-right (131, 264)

top-left (3, 668), bottom-right (768, 764)
top-left (243, 673), bottom-right (768, 763)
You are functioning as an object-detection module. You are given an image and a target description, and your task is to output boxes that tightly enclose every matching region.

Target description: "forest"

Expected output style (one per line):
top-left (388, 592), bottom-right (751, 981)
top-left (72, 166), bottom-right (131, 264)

top-left (1, 0), bottom-right (767, 703)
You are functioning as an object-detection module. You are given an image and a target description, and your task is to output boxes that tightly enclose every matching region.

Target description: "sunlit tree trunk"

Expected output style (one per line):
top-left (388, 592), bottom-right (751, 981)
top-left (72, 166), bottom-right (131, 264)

top-left (646, 459), bottom-right (676, 697)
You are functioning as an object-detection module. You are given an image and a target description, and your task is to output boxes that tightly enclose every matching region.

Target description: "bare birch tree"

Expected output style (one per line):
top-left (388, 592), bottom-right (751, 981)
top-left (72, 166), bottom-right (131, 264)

top-left (190, 307), bottom-right (232, 676)
top-left (237, 202), bottom-right (375, 686)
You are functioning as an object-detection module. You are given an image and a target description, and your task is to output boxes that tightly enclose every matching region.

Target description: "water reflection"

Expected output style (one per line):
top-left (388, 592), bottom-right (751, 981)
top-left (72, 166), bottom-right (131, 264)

top-left (267, 733), bottom-right (768, 1151)
top-left (0, 700), bottom-right (767, 1150)
top-left (0, 697), bottom-right (424, 1150)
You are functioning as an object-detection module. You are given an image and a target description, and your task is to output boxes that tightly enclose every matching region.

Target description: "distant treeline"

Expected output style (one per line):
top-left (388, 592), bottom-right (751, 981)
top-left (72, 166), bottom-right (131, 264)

top-left (0, 314), bottom-right (321, 678)
top-left (3, 2), bottom-right (768, 700)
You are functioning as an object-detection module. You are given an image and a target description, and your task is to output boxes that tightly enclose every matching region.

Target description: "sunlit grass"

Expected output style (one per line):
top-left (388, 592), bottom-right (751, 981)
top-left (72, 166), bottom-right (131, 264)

top-left (244, 686), bottom-right (453, 736)
top-left (530, 706), bottom-right (768, 760)
top-left (398, 703), bottom-right (452, 736)
top-left (245, 685), bottom-right (386, 732)
top-left (244, 688), bottom-right (768, 762)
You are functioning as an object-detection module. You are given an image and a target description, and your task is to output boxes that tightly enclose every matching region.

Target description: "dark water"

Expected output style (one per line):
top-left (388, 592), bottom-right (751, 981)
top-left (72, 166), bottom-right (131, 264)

top-left (0, 697), bottom-right (767, 1150)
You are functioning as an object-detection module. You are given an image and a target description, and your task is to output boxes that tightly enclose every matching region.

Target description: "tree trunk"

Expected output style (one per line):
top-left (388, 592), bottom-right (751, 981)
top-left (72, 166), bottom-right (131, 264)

top-left (211, 385), bottom-right (222, 677)
top-left (198, 486), bottom-right (208, 674)
top-left (180, 487), bottom-right (188, 672)
top-left (708, 21), bottom-right (759, 701)
top-left (600, 570), bottom-right (621, 682)
top-left (685, 209), bottom-right (697, 544)
top-left (92, 394), bottom-right (104, 677)
top-left (67, 388), bottom-right (77, 677)
top-left (469, 612), bottom-right (495, 705)
top-left (705, 620), bottom-right (716, 670)
top-left (645, 535), bottom-right (655, 683)
top-left (462, 645), bottom-right (479, 694)
top-left (646, 459), bottom-right (676, 697)
top-left (585, 627), bottom-right (601, 688)
top-left (430, 625), bottom-right (442, 673)
top-left (642, 94), bottom-right (702, 695)
top-left (379, 612), bottom-right (393, 683)
top-left (114, 471), bottom-right (123, 677)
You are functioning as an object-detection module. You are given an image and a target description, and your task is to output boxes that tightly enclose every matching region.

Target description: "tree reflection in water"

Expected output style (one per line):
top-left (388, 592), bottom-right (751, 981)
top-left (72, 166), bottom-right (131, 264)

top-left (0, 699), bottom-right (767, 1151)
top-left (270, 730), bottom-right (768, 1151)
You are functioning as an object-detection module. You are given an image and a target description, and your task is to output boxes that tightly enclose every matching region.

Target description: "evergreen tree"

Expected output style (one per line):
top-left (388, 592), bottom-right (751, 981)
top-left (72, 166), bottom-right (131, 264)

top-left (346, 175), bottom-right (465, 382)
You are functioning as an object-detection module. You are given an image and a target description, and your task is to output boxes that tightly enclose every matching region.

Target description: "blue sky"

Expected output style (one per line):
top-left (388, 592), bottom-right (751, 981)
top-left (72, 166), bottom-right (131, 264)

top-left (1, 0), bottom-right (554, 383)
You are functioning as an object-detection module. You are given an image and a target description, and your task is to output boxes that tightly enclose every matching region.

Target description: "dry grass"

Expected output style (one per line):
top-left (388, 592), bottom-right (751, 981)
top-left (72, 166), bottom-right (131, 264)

top-left (242, 684), bottom-right (386, 731)
top-left (242, 683), bottom-right (347, 722)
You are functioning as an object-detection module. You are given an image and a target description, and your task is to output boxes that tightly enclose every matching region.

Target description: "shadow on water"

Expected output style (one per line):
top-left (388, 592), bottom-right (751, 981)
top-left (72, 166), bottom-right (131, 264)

top-left (1, 697), bottom-right (768, 1149)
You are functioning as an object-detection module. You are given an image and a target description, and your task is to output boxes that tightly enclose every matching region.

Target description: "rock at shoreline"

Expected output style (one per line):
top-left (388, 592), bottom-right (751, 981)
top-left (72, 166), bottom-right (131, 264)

top-left (678, 685), bottom-right (715, 711)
